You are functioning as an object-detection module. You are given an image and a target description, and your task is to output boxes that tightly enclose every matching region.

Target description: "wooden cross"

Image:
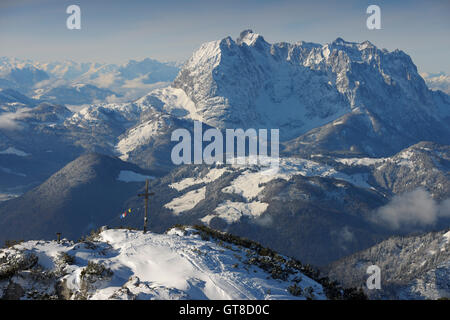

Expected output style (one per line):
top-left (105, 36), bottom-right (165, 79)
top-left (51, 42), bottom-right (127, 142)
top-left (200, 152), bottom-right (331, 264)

top-left (138, 179), bottom-right (154, 233)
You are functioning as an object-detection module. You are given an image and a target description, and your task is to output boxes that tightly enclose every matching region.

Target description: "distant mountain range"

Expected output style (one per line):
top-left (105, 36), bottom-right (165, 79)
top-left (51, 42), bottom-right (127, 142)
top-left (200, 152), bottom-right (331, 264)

top-left (0, 57), bottom-right (180, 105)
top-left (421, 72), bottom-right (450, 95)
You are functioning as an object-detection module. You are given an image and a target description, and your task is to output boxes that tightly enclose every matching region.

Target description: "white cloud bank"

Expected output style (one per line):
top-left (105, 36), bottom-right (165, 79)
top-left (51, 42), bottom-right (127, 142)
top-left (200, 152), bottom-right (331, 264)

top-left (373, 188), bottom-right (450, 230)
top-left (0, 108), bottom-right (33, 130)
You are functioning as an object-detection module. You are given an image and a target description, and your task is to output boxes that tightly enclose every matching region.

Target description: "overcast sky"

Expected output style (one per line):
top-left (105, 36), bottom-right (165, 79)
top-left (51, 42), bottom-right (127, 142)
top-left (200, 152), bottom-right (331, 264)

top-left (0, 0), bottom-right (449, 73)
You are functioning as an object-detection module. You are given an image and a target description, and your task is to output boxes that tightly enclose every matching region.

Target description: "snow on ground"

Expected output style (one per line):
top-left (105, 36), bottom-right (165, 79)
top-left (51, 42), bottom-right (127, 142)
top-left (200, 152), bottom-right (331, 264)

top-left (116, 170), bottom-right (154, 183)
top-left (222, 157), bottom-right (372, 201)
top-left (440, 231), bottom-right (450, 252)
top-left (169, 167), bottom-right (229, 191)
top-left (137, 87), bottom-right (202, 121)
top-left (335, 157), bottom-right (386, 166)
top-left (394, 150), bottom-right (417, 168)
top-left (332, 119), bottom-right (345, 126)
top-left (444, 231), bottom-right (450, 244)
top-left (163, 157), bottom-right (372, 223)
top-left (1, 228), bottom-right (326, 300)
top-left (67, 102), bottom-right (145, 127)
top-left (116, 117), bottom-right (167, 161)
top-left (335, 149), bottom-right (424, 169)
top-left (164, 187), bottom-right (206, 215)
top-left (0, 147), bottom-right (30, 157)
top-left (201, 200), bottom-right (269, 225)
top-left (115, 86), bottom-right (202, 161)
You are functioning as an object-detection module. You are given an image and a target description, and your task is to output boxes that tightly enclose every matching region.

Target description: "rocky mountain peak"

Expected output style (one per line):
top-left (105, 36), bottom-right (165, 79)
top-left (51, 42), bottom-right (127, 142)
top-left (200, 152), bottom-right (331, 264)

top-left (170, 31), bottom-right (449, 146)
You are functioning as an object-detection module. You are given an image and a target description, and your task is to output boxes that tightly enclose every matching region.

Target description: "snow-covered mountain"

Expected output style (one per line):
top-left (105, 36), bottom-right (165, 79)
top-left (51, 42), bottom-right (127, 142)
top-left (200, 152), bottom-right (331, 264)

top-left (57, 27), bottom-right (450, 167)
top-left (326, 229), bottom-right (450, 300)
top-left (133, 30), bottom-right (450, 155)
top-left (0, 226), bottom-right (339, 300)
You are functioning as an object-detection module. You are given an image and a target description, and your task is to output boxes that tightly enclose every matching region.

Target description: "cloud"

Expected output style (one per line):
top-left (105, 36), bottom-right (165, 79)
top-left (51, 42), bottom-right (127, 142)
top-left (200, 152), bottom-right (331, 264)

top-left (254, 214), bottom-right (273, 227)
top-left (117, 80), bottom-right (170, 103)
top-left (105, 94), bottom-right (122, 103)
top-left (65, 104), bottom-right (90, 113)
top-left (91, 73), bottom-right (170, 103)
top-left (0, 108), bottom-right (32, 130)
top-left (340, 226), bottom-right (355, 243)
top-left (89, 73), bottom-right (119, 88)
top-left (122, 75), bottom-right (155, 89)
top-left (0, 113), bottom-right (20, 130)
top-left (373, 188), bottom-right (450, 230)
top-left (439, 198), bottom-right (450, 218)
top-left (331, 226), bottom-right (355, 251)
top-left (33, 78), bottom-right (69, 90)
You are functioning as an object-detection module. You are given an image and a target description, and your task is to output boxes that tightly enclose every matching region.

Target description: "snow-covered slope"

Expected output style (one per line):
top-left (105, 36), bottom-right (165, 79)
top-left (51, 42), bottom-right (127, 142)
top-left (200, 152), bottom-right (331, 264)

top-left (0, 227), bottom-right (329, 300)
top-left (333, 141), bottom-right (450, 200)
top-left (165, 157), bottom-right (372, 221)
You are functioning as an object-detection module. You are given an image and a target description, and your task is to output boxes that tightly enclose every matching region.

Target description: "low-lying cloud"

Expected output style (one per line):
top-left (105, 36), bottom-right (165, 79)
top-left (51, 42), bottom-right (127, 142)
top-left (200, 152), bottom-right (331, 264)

top-left (0, 113), bottom-right (20, 130)
top-left (373, 188), bottom-right (450, 230)
top-left (0, 108), bottom-right (32, 130)
top-left (254, 214), bottom-right (273, 227)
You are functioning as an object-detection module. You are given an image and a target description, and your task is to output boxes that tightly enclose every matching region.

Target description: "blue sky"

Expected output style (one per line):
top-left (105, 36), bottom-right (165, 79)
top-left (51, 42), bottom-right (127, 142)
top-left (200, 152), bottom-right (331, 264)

top-left (0, 0), bottom-right (449, 73)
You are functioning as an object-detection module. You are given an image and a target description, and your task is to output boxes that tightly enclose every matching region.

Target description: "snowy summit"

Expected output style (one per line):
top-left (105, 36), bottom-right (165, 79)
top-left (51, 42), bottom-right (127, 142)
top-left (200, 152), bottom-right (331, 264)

top-left (0, 226), bottom-right (343, 300)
